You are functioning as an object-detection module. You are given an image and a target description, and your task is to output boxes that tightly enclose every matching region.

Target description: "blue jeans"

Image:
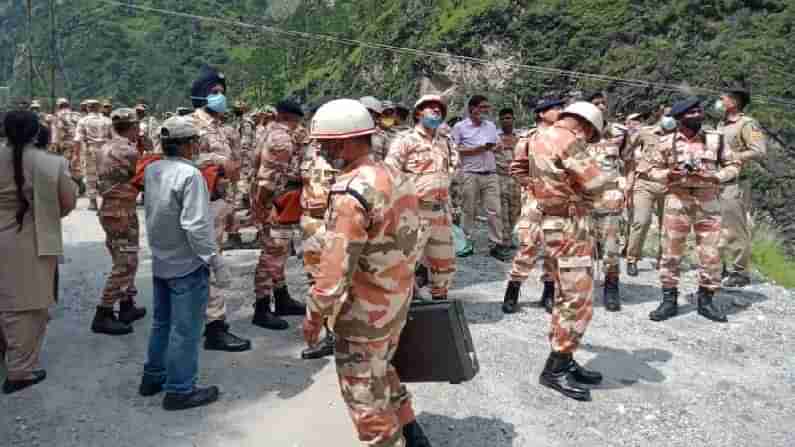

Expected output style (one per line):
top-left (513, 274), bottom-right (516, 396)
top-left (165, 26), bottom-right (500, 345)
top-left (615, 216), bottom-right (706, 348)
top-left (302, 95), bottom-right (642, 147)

top-left (142, 266), bottom-right (209, 394)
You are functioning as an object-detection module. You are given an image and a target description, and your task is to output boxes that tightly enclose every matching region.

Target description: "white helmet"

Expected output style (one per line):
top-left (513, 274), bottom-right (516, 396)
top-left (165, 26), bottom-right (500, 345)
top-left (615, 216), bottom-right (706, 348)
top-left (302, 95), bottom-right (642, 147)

top-left (311, 99), bottom-right (376, 140)
top-left (413, 94), bottom-right (448, 118)
top-left (359, 96), bottom-right (383, 114)
top-left (560, 101), bottom-right (604, 142)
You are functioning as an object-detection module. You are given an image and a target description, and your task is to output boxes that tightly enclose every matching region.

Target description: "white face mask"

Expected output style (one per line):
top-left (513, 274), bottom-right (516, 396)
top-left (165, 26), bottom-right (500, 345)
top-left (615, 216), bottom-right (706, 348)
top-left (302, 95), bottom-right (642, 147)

top-left (714, 99), bottom-right (726, 116)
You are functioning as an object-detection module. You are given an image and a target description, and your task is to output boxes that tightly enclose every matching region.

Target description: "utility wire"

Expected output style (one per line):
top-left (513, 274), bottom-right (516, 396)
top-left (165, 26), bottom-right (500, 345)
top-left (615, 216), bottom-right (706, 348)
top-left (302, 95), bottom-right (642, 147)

top-left (93, 0), bottom-right (795, 109)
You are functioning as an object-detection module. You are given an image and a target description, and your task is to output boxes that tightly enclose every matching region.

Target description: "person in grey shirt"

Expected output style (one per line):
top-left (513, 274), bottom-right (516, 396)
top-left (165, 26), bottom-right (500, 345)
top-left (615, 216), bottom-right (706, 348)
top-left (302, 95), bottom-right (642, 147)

top-left (138, 116), bottom-right (230, 411)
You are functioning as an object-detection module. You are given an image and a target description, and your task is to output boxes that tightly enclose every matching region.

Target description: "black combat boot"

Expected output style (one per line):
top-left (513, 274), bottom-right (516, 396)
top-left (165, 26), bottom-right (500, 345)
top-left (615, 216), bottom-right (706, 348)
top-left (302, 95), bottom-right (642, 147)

top-left (2, 370), bottom-right (47, 395)
top-left (273, 286), bottom-right (306, 316)
top-left (402, 420), bottom-right (432, 447)
top-left (540, 281), bottom-right (555, 314)
top-left (722, 272), bottom-right (750, 288)
top-left (603, 275), bottom-right (621, 312)
top-left (162, 386), bottom-right (219, 411)
top-left (696, 287), bottom-right (728, 323)
top-left (502, 281), bottom-right (521, 314)
top-left (627, 261), bottom-right (639, 277)
top-left (252, 297), bottom-right (289, 330)
top-left (649, 288), bottom-right (678, 322)
top-left (91, 305), bottom-right (133, 335)
top-left (118, 299), bottom-right (147, 324)
top-left (568, 359), bottom-right (603, 385)
top-left (538, 351), bottom-right (591, 401)
top-left (204, 321), bottom-right (252, 352)
top-left (301, 331), bottom-right (335, 359)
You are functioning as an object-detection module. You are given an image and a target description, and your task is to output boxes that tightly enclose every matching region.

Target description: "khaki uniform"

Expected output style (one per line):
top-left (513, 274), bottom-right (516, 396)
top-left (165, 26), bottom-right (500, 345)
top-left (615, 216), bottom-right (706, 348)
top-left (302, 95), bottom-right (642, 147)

top-left (495, 129), bottom-right (522, 246)
top-left (717, 114), bottom-right (767, 278)
top-left (386, 125), bottom-right (459, 298)
top-left (299, 141), bottom-right (337, 285)
top-left (252, 121), bottom-right (303, 299)
top-left (236, 115), bottom-right (257, 209)
top-left (648, 130), bottom-right (742, 291)
top-left (97, 135), bottom-right (140, 306)
top-left (508, 128), bottom-right (554, 283)
top-left (308, 159), bottom-right (421, 446)
top-left (75, 112), bottom-right (113, 201)
top-left (192, 107), bottom-right (238, 322)
top-left (625, 126), bottom-right (668, 264)
top-left (529, 124), bottom-right (617, 353)
top-left (52, 110), bottom-right (82, 177)
top-left (587, 135), bottom-right (626, 276)
top-left (370, 127), bottom-right (391, 162)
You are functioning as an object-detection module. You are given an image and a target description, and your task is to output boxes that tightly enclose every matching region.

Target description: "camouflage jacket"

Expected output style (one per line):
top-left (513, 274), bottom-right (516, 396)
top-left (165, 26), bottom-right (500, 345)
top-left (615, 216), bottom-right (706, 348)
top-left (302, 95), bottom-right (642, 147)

top-left (529, 123), bottom-right (618, 213)
top-left (74, 113), bottom-right (112, 145)
top-left (53, 110), bottom-right (82, 146)
top-left (139, 116), bottom-right (161, 153)
top-left (385, 124), bottom-right (459, 204)
top-left (255, 121), bottom-right (303, 199)
top-left (192, 108), bottom-right (238, 166)
top-left (238, 116), bottom-right (257, 156)
top-left (309, 158), bottom-right (421, 342)
top-left (370, 127), bottom-right (390, 162)
top-left (510, 126), bottom-right (548, 188)
top-left (97, 135), bottom-right (139, 204)
top-left (300, 140), bottom-right (337, 213)
top-left (586, 133), bottom-right (627, 214)
top-left (648, 129), bottom-right (742, 189)
top-left (495, 128), bottom-right (520, 176)
top-left (717, 114), bottom-right (767, 178)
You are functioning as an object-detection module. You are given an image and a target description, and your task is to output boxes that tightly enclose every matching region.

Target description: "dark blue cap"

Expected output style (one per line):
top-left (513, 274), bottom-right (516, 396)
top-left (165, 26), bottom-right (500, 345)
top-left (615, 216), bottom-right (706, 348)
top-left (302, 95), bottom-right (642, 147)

top-left (669, 97), bottom-right (701, 118)
top-left (533, 98), bottom-right (565, 114)
top-left (276, 99), bottom-right (305, 118)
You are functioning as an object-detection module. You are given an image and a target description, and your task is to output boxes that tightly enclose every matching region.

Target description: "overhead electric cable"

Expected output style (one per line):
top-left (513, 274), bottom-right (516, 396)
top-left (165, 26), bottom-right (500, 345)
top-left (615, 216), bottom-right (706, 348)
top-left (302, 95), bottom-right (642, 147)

top-left (94, 0), bottom-right (795, 108)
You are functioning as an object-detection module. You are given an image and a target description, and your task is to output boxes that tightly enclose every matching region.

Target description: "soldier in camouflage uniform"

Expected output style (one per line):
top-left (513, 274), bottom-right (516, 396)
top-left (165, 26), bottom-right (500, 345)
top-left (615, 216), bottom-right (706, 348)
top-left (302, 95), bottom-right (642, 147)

top-left (502, 98), bottom-right (564, 314)
top-left (716, 86), bottom-right (767, 287)
top-left (586, 125), bottom-right (628, 311)
top-left (495, 108), bottom-right (522, 248)
top-left (232, 101), bottom-right (257, 212)
top-left (101, 99), bottom-right (113, 118)
top-left (250, 100), bottom-right (307, 331)
top-left (52, 98), bottom-right (83, 180)
top-left (360, 96), bottom-right (391, 162)
top-left (92, 108), bottom-right (147, 335)
top-left (74, 99), bottom-right (112, 210)
top-left (190, 66), bottom-right (251, 352)
top-left (386, 95), bottom-right (458, 301)
top-left (531, 102), bottom-right (616, 402)
top-left (303, 98), bottom-right (431, 447)
top-left (135, 101), bottom-right (161, 154)
top-left (647, 98), bottom-right (742, 324)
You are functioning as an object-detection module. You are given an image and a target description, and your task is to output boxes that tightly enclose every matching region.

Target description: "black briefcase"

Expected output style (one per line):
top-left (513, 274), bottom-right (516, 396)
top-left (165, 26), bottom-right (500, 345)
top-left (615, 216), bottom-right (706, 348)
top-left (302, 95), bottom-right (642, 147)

top-left (393, 299), bottom-right (479, 384)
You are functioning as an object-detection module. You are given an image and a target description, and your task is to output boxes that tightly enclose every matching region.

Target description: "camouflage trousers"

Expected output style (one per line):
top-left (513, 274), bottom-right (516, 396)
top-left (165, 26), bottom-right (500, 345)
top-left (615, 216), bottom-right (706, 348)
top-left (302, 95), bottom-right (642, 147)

top-left (416, 206), bottom-right (456, 298)
top-left (254, 215), bottom-right (295, 298)
top-left (53, 142), bottom-right (81, 178)
top-left (719, 181), bottom-right (752, 277)
top-left (592, 212), bottom-right (622, 276)
top-left (207, 198), bottom-right (235, 322)
top-left (660, 187), bottom-right (722, 291)
top-left (626, 180), bottom-right (666, 263)
top-left (498, 174), bottom-right (522, 246)
top-left (449, 174), bottom-right (463, 224)
top-left (99, 204), bottom-right (139, 306)
top-left (300, 213), bottom-right (326, 285)
top-left (542, 214), bottom-right (594, 354)
top-left (81, 143), bottom-right (101, 200)
top-left (509, 193), bottom-right (554, 283)
top-left (335, 333), bottom-right (416, 447)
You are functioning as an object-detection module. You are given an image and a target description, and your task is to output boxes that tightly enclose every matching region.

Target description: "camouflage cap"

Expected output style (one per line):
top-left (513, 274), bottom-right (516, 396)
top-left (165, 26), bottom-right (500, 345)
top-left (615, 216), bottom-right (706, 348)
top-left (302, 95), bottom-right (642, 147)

top-left (161, 116), bottom-right (198, 139)
top-left (110, 108), bottom-right (139, 124)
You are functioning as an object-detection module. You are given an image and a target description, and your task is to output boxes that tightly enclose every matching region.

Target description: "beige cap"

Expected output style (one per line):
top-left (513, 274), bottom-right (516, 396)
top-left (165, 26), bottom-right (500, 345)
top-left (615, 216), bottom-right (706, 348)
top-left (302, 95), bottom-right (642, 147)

top-left (57, 97), bottom-right (70, 106)
top-left (160, 116), bottom-right (198, 139)
top-left (110, 108), bottom-right (139, 124)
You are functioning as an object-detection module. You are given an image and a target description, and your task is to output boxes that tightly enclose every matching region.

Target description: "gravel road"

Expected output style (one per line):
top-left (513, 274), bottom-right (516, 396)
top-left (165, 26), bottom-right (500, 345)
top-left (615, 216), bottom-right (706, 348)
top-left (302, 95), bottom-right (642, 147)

top-left (2, 200), bottom-right (793, 447)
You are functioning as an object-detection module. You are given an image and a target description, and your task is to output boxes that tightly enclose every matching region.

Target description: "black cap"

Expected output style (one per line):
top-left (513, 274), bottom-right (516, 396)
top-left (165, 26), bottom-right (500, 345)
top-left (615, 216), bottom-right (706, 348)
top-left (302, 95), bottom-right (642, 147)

top-left (533, 98), bottom-right (565, 114)
top-left (724, 82), bottom-right (751, 106)
top-left (276, 99), bottom-right (304, 118)
top-left (669, 97), bottom-right (702, 118)
top-left (190, 65), bottom-right (226, 108)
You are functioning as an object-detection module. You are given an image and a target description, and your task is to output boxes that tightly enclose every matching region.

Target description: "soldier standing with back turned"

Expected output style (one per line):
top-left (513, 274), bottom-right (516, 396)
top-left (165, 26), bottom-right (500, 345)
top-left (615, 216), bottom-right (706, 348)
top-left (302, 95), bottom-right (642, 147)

top-left (75, 99), bottom-right (112, 211)
top-left (304, 98), bottom-right (431, 447)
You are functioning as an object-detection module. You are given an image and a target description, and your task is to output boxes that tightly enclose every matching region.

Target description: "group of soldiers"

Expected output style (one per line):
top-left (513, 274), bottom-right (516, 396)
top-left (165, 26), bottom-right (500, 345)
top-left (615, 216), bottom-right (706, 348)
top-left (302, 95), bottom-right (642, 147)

top-left (18, 62), bottom-right (768, 445)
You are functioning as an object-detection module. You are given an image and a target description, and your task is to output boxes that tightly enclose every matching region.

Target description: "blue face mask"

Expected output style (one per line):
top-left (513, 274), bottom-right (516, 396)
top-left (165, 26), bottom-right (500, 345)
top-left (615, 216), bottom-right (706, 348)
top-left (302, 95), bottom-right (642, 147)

top-left (421, 113), bottom-right (443, 129)
top-left (206, 93), bottom-right (227, 113)
top-left (660, 115), bottom-right (677, 131)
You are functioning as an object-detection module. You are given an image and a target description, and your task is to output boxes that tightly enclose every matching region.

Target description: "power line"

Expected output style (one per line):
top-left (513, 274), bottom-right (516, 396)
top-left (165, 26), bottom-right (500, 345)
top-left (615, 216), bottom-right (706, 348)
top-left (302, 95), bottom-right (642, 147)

top-left (94, 0), bottom-right (795, 109)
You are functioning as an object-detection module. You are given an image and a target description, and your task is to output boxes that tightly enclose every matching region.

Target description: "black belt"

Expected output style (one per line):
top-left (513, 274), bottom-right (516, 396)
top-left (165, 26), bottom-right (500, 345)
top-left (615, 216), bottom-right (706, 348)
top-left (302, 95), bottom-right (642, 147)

top-left (467, 171), bottom-right (495, 176)
top-left (419, 202), bottom-right (446, 212)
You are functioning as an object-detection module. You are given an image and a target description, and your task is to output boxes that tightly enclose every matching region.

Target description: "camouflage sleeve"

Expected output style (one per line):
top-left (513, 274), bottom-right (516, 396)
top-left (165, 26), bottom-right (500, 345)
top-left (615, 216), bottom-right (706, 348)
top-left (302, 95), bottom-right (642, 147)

top-left (74, 120), bottom-right (84, 143)
top-left (384, 137), bottom-right (406, 172)
top-left (735, 119), bottom-right (768, 163)
top-left (447, 137), bottom-right (460, 174)
top-left (510, 138), bottom-right (531, 186)
top-left (561, 139), bottom-right (617, 193)
top-left (255, 129), bottom-right (293, 194)
top-left (647, 139), bottom-right (673, 183)
top-left (240, 121), bottom-right (255, 152)
top-left (309, 191), bottom-right (369, 318)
